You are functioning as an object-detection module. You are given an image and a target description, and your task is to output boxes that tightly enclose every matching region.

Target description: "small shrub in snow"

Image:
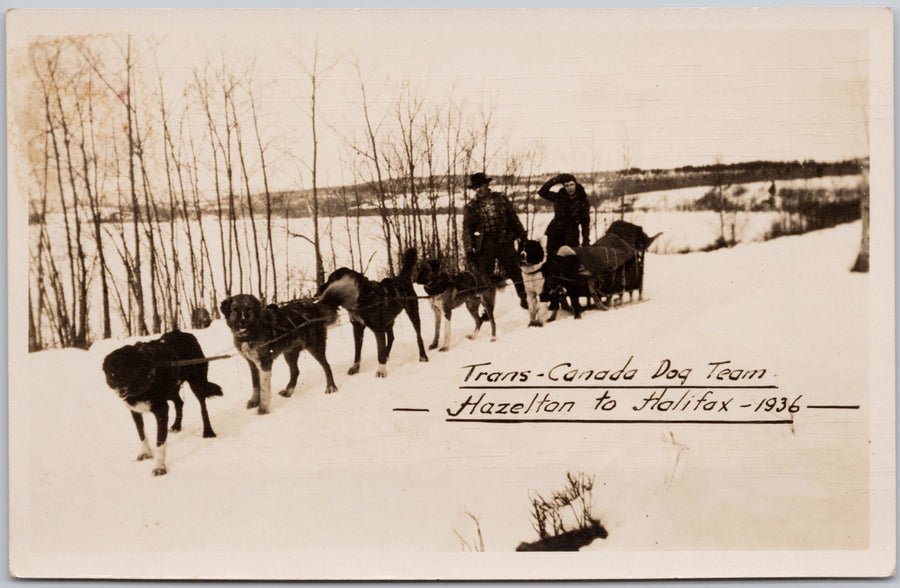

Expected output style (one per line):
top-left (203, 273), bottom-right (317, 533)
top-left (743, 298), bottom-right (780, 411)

top-left (516, 471), bottom-right (608, 551)
top-left (452, 511), bottom-right (485, 552)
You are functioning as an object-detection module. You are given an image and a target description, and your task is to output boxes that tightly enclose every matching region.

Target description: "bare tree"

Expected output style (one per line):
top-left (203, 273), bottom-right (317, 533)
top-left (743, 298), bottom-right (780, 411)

top-left (74, 67), bottom-right (112, 339)
top-left (185, 102), bottom-right (219, 314)
top-left (171, 89), bottom-right (202, 317)
top-left (710, 155), bottom-right (737, 248)
top-left (288, 38), bottom-right (340, 288)
top-left (341, 59), bottom-right (395, 274)
top-left (230, 82), bottom-right (265, 298)
top-left (132, 78), bottom-right (164, 334)
top-left (29, 45), bottom-right (75, 347)
top-left (617, 130), bottom-right (638, 220)
top-left (395, 79), bottom-right (426, 253)
top-left (851, 162), bottom-right (869, 272)
top-left (587, 135), bottom-right (603, 241)
top-left (336, 152), bottom-right (363, 271)
top-left (247, 78), bottom-right (279, 300)
top-left (26, 67), bottom-right (56, 348)
top-left (851, 71), bottom-right (870, 273)
top-left (84, 35), bottom-right (149, 335)
top-left (216, 57), bottom-right (245, 296)
top-left (193, 63), bottom-right (232, 297)
top-left (153, 54), bottom-right (183, 330)
top-left (517, 140), bottom-right (546, 235)
top-left (477, 98), bottom-right (497, 172)
top-left (443, 92), bottom-right (469, 267)
top-left (45, 46), bottom-right (90, 347)
top-left (419, 102), bottom-right (443, 259)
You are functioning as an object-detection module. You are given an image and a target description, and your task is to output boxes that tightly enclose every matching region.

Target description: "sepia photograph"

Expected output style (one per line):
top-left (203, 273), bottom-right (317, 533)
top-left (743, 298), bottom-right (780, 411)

top-left (6, 6), bottom-right (895, 580)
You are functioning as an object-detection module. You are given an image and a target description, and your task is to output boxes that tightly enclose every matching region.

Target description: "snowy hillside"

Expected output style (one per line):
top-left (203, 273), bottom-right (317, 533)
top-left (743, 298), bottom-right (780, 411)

top-left (10, 222), bottom-right (878, 578)
top-left (630, 173), bottom-right (866, 211)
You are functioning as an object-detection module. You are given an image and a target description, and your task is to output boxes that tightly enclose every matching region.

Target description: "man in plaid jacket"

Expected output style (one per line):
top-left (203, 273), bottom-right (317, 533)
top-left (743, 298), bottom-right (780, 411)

top-left (462, 172), bottom-right (528, 309)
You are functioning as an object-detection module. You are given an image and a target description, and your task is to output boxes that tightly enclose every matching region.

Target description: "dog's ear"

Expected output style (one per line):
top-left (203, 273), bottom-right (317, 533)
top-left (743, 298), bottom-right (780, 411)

top-left (249, 296), bottom-right (262, 317)
top-left (413, 264), bottom-right (426, 284)
top-left (220, 297), bottom-right (233, 317)
top-left (644, 232), bottom-right (662, 249)
top-left (101, 351), bottom-right (115, 374)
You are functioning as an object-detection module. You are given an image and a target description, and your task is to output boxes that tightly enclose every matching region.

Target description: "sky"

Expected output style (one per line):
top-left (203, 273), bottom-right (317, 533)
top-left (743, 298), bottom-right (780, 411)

top-left (7, 8), bottom-right (876, 190)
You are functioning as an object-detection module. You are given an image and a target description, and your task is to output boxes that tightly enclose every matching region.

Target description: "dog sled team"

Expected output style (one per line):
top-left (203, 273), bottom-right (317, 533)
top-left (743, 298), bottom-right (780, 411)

top-left (103, 172), bottom-right (659, 476)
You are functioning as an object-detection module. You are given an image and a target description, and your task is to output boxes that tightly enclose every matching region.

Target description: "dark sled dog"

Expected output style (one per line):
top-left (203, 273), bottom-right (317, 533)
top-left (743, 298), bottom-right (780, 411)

top-left (540, 251), bottom-right (599, 321)
top-left (103, 330), bottom-right (223, 477)
top-left (414, 259), bottom-right (501, 351)
top-left (221, 294), bottom-right (339, 415)
top-left (190, 307), bottom-right (212, 329)
top-left (318, 248), bottom-right (428, 377)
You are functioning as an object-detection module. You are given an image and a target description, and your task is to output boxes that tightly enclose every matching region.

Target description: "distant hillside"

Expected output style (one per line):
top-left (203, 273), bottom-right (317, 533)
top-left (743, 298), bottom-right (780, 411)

top-left (258, 158), bottom-right (867, 218)
top-left (613, 158), bottom-right (865, 197)
top-left (73, 157), bottom-right (865, 223)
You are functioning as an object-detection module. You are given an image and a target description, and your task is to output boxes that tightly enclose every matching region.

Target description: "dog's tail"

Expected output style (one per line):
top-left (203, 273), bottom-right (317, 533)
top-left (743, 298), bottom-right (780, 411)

top-left (316, 301), bottom-right (340, 327)
top-left (196, 381), bottom-right (224, 398)
top-left (316, 272), bottom-right (357, 323)
top-left (398, 247), bottom-right (418, 283)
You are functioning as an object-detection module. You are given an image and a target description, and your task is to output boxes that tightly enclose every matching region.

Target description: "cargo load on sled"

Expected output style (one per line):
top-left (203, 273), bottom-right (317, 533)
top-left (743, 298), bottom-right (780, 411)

top-left (543, 221), bottom-right (661, 317)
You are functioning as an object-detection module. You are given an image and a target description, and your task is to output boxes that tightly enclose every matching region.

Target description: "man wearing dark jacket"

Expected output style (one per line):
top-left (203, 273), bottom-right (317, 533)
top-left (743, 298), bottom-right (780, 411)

top-left (462, 172), bottom-right (529, 309)
top-left (538, 173), bottom-right (591, 256)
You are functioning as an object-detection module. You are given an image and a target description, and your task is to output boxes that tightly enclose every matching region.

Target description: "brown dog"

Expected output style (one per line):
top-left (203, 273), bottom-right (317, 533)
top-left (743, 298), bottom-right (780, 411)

top-left (221, 294), bottom-right (339, 414)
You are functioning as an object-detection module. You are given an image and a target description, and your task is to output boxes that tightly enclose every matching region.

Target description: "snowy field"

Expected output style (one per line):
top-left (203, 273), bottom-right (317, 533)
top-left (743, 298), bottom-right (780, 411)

top-left (10, 221), bottom-right (877, 578)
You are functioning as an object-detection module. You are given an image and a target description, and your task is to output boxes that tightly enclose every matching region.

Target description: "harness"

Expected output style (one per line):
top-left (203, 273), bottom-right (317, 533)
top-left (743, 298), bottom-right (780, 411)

top-left (422, 275), bottom-right (453, 297)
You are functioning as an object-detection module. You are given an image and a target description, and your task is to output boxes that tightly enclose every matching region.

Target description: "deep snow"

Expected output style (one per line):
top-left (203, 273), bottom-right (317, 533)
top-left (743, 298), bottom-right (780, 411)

top-left (9, 222), bottom-right (885, 578)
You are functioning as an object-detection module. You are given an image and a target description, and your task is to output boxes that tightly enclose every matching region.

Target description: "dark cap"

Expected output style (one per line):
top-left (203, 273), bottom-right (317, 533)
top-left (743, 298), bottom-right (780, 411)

top-left (558, 173), bottom-right (577, 184)
top-left (468, 172), bottom-right (492, 190)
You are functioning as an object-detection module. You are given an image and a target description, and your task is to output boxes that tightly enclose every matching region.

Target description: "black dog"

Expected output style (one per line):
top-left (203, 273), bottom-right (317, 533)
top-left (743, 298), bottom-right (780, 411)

top-left (318, 248), bottom-right (428, 378)
top-left (103, 330), bottom-right (222, 477)
top-left (540, 250), bottom-right (598, 321)
top-left (414, 259), bottom-right (499, 351)
top-left (221, 294), bottom-right (339, 415)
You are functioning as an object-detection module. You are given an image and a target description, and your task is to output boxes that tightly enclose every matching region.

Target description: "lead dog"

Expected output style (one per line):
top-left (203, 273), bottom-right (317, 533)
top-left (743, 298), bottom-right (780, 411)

top-left (221, 294), bottom-right (339, 415)
top-left (414, 259), bottom-right (500, 351)
top-left (317, 248), bottom-right (428, 377)
top-left (102, 330), bottom-right (222, 477)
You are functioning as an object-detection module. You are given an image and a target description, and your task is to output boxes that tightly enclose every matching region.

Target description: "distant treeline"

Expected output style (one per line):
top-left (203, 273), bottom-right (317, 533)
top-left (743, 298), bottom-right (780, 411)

top-left (584, 157), bottom-right (865, 204)
top-left (185, 157), bottom-right (868, 220)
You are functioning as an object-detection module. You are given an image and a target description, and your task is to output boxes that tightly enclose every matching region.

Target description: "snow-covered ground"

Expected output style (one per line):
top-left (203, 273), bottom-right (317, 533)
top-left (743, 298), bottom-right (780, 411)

top-left (10, 222), bottom-right (878, 578)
